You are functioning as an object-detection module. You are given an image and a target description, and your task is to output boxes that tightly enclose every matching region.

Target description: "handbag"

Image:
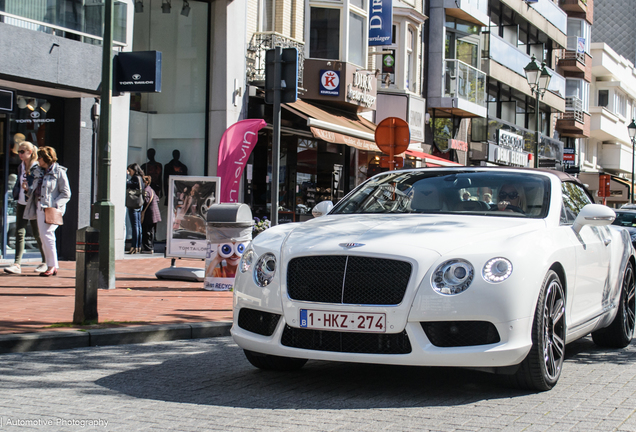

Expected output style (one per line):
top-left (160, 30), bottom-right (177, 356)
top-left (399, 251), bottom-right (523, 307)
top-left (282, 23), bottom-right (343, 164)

top-left (126, 176), bottom-right (144, 209)
top-left (141, 188), bottom-right (155, 224)
top-left (44, 207), bottom-right (64, 225)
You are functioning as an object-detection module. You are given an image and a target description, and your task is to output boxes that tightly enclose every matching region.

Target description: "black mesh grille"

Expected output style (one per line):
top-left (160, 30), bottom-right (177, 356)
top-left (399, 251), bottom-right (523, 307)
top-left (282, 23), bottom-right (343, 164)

top-left (238, 308), bottom-right (281, 336)
top-left (421, 321), bottom-right (501, 347)
top-left (287, 256), bottom-right (412, 305)
top-left (281, 325), bottom-right (412, 354)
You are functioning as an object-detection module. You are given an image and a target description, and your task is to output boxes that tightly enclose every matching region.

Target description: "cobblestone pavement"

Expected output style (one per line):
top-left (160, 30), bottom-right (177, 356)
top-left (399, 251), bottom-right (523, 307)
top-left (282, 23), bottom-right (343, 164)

top-left (1, 336), bottom-right (636, 431)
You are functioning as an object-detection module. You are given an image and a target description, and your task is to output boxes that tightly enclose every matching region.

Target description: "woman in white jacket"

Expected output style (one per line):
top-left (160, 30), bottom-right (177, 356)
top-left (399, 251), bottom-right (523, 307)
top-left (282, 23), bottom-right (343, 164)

top-left (24, 146), bottom-right (71, 277)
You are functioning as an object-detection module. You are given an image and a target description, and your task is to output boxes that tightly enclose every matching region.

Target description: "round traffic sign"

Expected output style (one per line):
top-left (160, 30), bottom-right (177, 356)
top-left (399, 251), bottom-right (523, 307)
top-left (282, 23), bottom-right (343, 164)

top-left (375, 117), bottom-right (410, 155)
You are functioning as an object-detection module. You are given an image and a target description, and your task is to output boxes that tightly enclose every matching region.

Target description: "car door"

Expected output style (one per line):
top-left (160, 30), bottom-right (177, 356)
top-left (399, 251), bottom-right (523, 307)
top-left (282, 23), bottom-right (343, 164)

top-left (562, 182), bottom-right (611, 326)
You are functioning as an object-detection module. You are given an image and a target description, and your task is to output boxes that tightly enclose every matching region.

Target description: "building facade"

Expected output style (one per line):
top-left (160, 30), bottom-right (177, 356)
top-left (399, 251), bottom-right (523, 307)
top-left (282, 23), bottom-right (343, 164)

top-left (0, 0), bottom-right (133, 260)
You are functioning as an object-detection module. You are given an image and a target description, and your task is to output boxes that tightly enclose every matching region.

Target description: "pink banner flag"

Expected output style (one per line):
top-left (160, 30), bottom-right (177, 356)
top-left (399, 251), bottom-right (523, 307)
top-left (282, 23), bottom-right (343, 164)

top-left (217, 119), bottom-right (267, 203)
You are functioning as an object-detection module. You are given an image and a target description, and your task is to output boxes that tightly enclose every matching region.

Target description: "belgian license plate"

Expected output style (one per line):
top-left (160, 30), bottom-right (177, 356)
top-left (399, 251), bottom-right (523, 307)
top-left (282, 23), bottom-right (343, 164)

top-left (300, 309), bottom-right (386, 333)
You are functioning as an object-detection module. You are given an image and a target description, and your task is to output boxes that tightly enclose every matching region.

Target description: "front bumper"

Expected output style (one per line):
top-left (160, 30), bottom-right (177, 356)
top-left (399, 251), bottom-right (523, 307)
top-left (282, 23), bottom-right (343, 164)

top-left (231, 308), bottom-right (533, 368)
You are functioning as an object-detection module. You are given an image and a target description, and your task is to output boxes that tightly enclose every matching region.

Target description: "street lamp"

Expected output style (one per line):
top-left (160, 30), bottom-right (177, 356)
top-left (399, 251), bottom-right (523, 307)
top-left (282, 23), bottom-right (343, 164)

top-left (524, 54), bottom-right (552, 168)
top-left (628, 119), bottom-right (636, 203)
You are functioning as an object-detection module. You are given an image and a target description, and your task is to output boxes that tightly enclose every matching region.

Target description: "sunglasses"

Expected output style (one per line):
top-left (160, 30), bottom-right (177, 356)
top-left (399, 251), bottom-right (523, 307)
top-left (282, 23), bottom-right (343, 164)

top-left (498, 191), bottom-right (519, 200)
top-left (18, 150), bottom-right (26, 154)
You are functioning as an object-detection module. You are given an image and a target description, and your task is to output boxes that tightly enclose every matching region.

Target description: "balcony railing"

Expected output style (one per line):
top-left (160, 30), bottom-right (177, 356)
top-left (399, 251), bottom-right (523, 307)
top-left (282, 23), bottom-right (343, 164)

top-left (0, 0), bottom-right (127, 46)
top-left (486, 33), bottom-right (566, 98)
top-left (444, 59), bottom-right (487, 107)
top-left (564, 96), bottom-right (584, 123)
top-left (247, 32), bottom-right (305, 88)
top-left (528, 0), bottom-right (567, 35)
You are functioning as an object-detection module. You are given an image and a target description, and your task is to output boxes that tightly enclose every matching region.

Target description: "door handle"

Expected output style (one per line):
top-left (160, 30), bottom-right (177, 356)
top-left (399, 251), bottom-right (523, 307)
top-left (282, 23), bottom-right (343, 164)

top-left (604, 238), bottom-right (611, 246)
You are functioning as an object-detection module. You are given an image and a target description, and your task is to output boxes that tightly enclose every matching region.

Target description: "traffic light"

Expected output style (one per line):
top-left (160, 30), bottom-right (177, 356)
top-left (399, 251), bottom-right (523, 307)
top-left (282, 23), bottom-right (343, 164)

top-left (265, 47), bottom-right (298, 104)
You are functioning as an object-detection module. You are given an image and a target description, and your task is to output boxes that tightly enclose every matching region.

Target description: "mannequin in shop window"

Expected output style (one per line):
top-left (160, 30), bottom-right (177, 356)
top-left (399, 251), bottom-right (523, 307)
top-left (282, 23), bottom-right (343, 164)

top-left (164, 149), bottom-right (188, 205)
top-left (141, 148), bottom-right (163, 198)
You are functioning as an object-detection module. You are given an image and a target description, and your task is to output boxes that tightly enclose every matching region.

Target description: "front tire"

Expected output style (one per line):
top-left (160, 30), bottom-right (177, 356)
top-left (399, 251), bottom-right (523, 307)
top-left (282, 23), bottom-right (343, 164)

top-left (592, 263), bottom-right (635, 348)
top-left (510, 270), bottom-right (565, 391)
top-left (244, 350), bottom-right (308, 371)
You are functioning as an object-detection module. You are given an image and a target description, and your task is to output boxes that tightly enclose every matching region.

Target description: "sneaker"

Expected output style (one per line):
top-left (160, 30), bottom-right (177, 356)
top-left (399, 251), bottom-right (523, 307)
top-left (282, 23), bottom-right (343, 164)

top-left (4, 264), bottom-right (21, 275)
top-left (34, 264), bottom-right (48, 273)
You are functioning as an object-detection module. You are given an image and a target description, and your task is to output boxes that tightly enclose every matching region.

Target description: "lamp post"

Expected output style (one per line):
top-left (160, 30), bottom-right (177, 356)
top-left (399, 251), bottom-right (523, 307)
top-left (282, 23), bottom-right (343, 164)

top-left (628, 119), bottom-right (636, 203)
top-left (524, 54), bottom-right (552, 168)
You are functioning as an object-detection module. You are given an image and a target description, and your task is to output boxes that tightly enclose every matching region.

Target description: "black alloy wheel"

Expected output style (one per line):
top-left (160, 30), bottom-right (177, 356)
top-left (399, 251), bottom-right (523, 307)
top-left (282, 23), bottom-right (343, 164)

top-left (509, 270), bottom-right (565, 391)
top-left (592, 263), bottom-right (636, 348)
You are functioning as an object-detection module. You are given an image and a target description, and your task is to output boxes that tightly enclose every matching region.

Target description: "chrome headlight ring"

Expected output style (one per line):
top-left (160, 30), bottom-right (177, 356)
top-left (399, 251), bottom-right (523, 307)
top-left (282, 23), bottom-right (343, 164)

top-left (254, 253), bottom-right (277, 287)
top-left (431, 259), bottom-right (474, 295)
top-left (239, 248), bottom-right (255, 273)
top-left (482, 257), bottom-right (513, 283)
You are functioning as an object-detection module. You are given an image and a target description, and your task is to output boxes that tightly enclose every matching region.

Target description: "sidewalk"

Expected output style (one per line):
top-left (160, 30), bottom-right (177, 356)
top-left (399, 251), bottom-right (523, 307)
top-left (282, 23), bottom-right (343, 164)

top-left (0, 256), bottom-right (233, 353)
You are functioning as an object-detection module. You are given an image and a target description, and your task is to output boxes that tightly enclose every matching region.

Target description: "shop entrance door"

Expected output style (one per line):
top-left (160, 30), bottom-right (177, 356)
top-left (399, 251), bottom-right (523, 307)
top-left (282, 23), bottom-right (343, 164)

top-left (0, 113), bottom-right (6, 257)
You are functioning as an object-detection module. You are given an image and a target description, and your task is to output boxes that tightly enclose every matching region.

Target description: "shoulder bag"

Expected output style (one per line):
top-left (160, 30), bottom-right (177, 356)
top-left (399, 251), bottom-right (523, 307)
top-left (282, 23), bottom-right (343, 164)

top-left (126, 176), bottom-right (144, 209)
top-left (44, 207), bottom-right (64, 225)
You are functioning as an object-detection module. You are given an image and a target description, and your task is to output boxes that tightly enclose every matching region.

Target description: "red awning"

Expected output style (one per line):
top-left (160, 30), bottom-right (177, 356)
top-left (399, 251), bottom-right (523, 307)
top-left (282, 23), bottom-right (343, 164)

top-left (405, 150), bottom-right (463, 167)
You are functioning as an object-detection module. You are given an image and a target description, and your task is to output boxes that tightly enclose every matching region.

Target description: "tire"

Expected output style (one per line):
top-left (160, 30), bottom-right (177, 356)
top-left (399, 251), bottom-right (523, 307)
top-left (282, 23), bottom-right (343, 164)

top-left (244, 350), bottom-right (308, 371)
top-left (509, 270), bottom-right (566, 391)
top-left (592, 263), bottom-right (635, 348)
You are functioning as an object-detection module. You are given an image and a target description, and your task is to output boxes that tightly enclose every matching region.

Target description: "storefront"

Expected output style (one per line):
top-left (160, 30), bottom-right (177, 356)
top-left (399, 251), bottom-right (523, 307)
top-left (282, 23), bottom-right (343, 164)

top-left (0, 91), bottom-right (67, 260)
top-left (470, 117), bottom-right (563, 169)
top-left (245, 58), bottom-right (385, 222)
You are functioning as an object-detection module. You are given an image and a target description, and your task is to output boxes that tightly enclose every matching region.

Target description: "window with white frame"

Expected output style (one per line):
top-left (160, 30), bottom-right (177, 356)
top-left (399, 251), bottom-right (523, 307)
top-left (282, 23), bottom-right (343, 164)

top-left (566, 18), bottom-right (590, 54)
top-left (566, 79), bottom-right (589, 112)
top-left (307, 0), bottom-right (368, 66)
top-left (614, 90), bottom-right (627, 118)
top-left (406, 27), bottom-right (414, 91)
top-left (258, 0), bottom-right (274, 32)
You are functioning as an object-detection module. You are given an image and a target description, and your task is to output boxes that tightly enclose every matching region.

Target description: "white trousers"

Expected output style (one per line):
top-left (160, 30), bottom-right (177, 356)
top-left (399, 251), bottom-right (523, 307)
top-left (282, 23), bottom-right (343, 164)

top-left (36, 205), bottom-right (59, 268)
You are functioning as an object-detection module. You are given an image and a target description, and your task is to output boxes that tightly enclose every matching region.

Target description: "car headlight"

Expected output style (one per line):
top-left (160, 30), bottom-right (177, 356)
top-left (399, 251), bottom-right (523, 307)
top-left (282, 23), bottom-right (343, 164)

top-left (431, 259), bottom-right (474, 295)
top-left (482, 257), bottom-right (513, 283)
top-left (239, 249), bottom-right (255, 273)
top-left (254, 253), bottom-right (277, 287)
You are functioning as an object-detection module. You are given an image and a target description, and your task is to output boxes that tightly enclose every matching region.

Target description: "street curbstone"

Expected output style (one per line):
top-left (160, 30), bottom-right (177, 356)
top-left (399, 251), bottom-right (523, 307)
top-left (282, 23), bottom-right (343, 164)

top-left (0, 330), bottom-right (89, 354)
top-left (190, 322), bottom-right (232, 339)
top-left (88, 324), bottom-right (193, 346)
top-left (0, 321), bottom-right (234, 354)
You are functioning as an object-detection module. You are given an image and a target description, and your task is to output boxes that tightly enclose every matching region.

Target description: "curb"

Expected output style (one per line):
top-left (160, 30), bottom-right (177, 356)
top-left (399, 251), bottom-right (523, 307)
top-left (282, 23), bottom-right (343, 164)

top-left (0, 322), bottom-right (232, 354)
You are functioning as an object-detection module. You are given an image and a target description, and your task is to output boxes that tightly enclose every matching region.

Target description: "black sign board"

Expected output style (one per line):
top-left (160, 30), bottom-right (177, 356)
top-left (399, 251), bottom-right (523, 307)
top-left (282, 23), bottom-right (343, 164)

top-left (0, 88), bottom-right (14, 113)
top-left (114, 51), bottom-right (162, 93)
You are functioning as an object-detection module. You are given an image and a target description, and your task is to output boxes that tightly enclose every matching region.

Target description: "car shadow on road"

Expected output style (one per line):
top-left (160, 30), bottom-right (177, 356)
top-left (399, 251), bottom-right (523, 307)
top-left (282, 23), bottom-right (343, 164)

top-left (94, 341), bottom-right (539, 409)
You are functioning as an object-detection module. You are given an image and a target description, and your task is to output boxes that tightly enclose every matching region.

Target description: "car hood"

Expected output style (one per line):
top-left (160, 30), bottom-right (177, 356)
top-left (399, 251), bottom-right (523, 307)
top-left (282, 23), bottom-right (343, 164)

top-left (275, 214), bottom-right (546, 257)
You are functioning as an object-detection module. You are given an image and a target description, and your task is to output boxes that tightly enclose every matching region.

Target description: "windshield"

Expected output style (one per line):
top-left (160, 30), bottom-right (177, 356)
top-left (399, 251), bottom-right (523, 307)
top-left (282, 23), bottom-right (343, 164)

top-left (613, 211), bottom-right (636, 228)
top-left (331, 170), bottom-right (551, 218)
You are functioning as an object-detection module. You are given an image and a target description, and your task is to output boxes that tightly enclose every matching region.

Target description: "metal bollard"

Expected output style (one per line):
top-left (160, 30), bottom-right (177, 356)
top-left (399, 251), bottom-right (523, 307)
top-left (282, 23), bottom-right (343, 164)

top-left (73, 226), bottom-right (100, 324)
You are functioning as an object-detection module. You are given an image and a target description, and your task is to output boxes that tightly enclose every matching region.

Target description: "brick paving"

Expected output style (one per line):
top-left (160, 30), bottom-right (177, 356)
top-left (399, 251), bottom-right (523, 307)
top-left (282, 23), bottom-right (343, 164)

top-left (0, 257), bottom-right (233, 335)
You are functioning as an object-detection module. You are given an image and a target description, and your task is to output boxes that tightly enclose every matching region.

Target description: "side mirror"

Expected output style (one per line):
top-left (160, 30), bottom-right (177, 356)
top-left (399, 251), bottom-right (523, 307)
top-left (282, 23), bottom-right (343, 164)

top-left (312, 200), bottom-right (333, 218)
top-left (572, 204), bottom-right (616, 234)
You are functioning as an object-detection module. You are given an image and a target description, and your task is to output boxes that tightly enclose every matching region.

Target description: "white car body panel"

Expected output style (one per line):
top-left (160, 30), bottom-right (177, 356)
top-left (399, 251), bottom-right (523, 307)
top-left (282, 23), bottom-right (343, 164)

top-left (232, 168), bottom-right (634, 371)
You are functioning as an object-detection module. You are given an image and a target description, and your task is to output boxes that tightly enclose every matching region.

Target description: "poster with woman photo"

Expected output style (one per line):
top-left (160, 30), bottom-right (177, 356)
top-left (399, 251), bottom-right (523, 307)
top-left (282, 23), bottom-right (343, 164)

top-left (166, 175), bottom-right (220, 259)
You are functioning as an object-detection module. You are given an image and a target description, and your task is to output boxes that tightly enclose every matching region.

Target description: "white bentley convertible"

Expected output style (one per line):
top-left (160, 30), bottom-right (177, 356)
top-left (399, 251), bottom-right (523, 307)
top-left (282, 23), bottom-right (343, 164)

top-left (231, 168), bottom-right (636, 390)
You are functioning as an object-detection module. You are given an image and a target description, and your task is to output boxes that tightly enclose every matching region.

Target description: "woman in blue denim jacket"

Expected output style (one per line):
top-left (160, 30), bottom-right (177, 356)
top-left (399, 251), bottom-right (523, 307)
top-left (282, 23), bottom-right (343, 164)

top-left (23, 146), bottom-right (71, 276)
top-left (4, 142), bottom-right (46, 275)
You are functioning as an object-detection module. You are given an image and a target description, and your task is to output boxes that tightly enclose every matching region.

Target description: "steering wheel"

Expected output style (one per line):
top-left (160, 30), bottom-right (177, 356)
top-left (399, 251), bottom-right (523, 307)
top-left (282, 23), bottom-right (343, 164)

top-left (504, 204), bottom-right (525, 214)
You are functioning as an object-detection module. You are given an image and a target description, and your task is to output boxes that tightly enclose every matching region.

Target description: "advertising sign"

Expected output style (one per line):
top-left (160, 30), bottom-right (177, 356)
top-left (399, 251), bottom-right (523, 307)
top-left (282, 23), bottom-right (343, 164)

top-left (319, 70), bottom-right (340, 96)
top-left (369, 0), bottom-right (393, 46)
top-left (114, 51), bottom-right (162, 93)
top-left (166, 176), bottom-right (220, 259)
top-left (577, 37), bottom-right (586, 54)
top-left (563, 148), bottom-right (575, 165)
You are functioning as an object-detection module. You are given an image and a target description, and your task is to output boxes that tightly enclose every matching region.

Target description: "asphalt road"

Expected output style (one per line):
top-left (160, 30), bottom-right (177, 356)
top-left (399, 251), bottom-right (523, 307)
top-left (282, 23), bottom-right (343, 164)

top-left (0, 336), bottom-right (635, 431)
